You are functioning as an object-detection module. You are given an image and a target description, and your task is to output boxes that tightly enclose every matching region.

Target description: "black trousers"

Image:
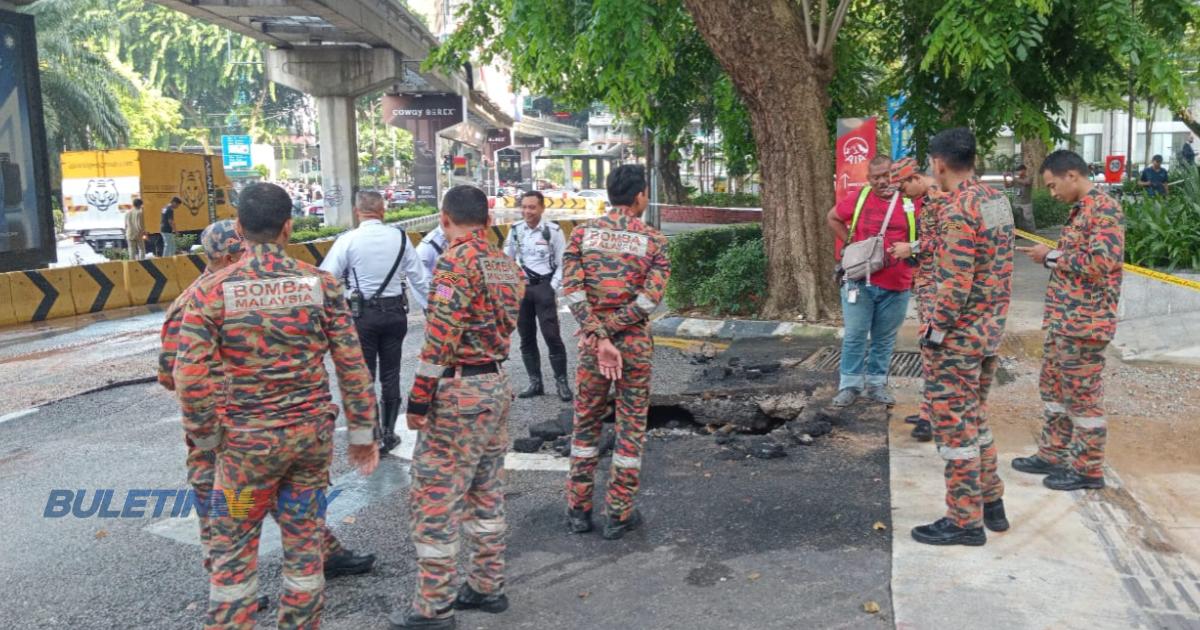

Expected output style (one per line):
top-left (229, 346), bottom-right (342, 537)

top-left (518, 281), bottom-right (566, 359)
top-left (354, 303), bottom-right (408, 401)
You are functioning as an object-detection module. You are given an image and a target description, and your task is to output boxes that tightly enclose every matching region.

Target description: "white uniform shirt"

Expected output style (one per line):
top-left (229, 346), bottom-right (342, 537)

top-left (415, 226), bottom-right (448, 277)
top-left (504, 219), bottom-right (566, 290)
top-left (320, 219), bottom-right (430, 310)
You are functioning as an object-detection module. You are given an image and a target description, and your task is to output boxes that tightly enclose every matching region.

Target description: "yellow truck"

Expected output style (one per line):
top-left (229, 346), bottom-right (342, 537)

top-left (61, 149), bottom-right (237, 252)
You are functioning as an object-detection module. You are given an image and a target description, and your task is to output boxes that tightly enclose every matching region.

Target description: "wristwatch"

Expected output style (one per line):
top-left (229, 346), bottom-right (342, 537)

top-left (909, 240), bottom-right (920, 256)
top-left (1044, 249), bottom-right (1062, 270)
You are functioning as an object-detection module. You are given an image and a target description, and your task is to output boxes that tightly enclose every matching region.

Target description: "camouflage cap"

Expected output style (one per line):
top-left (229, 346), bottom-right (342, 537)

top-left (200, 219), bottom-right (243, 260)
top-left (891, 157), bottom-right (920, 184)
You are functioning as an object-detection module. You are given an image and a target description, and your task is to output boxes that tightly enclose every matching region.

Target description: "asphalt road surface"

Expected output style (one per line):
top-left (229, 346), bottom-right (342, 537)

top-left (0, 307), bottom-right (893, 629)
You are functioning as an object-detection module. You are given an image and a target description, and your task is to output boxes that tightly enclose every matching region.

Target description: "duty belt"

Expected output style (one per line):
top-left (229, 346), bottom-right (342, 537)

top-left (523, 266), bottom-right (549, 286)
top-left (442, 362), bottom-right (500, 378)
top-left (367, 293), bottom-right (408, 310)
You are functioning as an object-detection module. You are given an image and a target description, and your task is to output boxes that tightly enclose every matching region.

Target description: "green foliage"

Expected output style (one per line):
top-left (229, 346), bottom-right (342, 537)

top-left (175, 233), bottom-right (198, 252)
top-left (111, 55), bottom-right (183, 149)
top-left (665, 224), bottom-right (763, 313)
top-left (103, 247), bottom-right (130, 261)
top-left (292, 216), bottom-right (322, 232)
top-left (1032, 189), bottom-right (1072, 227)
top-left (893, 0), bottom-right (1193, 158)
top-left (384, 205), bottom-right (438, 223)
top-left (22, 0), bottom-right (132, 182)
top-left (252, 164), bottom-right (270, 179)
top-left (693, 237), bottom-right (767, 316)
top-left (688, 192), bottom-right (761, 208)
top-left (1124, 167), bottom-right (1200, 270)
top-left (290, 226), bottom-right (347, 243)
top-left (53, 209), bottom-right (64, 234)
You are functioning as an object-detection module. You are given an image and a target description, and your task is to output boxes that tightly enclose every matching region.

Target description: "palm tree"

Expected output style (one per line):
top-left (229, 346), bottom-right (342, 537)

top-left (21, 0), bottom-right (132, 183)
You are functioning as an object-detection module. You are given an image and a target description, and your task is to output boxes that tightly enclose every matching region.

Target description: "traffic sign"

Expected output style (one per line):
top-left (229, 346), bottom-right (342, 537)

top-left (221, 135), bottom-right (252, 169)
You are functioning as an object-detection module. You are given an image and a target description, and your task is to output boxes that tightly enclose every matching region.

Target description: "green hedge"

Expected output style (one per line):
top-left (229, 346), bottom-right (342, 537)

top-left (1032, 189), bottom-right (1072, 228)
top-left (666, 223), bottom-right (765, 316)
top-left (385, 204), bottom-right (437, 223)
top-left (1124, 166), bottom-right (1200, 270)
top-left (688, 192), bottom-right (761, 208)
top-left (290, 226), bottom-right (348, 243)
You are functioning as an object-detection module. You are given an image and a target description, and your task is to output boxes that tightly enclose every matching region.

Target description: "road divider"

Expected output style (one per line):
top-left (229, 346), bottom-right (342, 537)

top-left (125, 258), bottom-right (181, 306)
top-left (0, 273), bottom-right (17, 326)
top-left (10, 267), bottom-right (76, 322)
top-left (175, 255), bottom-right (207, 294)
top-left (0, 220), bottom-right (599, 327)
top-left (70, 261), bottom-right (130, 314)
top-left (1015, 229), bottom-right (1200, 293)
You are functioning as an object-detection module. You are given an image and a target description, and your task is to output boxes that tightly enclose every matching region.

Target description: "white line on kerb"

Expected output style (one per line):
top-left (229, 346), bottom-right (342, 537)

top-left (0, 407), bottom-right (39, 425)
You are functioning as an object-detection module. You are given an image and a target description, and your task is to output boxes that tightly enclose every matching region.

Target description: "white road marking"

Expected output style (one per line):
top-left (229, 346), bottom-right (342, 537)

top-left (504, 452), bottom-right (570, 471)
top-left (0, 407), bottom-right (39, 425)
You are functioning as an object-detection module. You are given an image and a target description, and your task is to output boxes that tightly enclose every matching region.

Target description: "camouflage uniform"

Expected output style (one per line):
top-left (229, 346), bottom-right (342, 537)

top-left (405, 229), bottom-right (523, 619)
top-left (922, 178), bottom-right (1013, 529)
top-left (562, 211), bottom-right (671, 520)
top-left (174, 242), bottom-right (377, 630)
top-left (159, 223), bottom-right (350, 574)
top-left (1036, 188), bottom-right (1124, 479)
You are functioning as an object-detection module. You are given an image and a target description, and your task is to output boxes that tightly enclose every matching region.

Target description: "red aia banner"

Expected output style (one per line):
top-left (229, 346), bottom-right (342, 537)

top-left (835, 117), bottom-right (878, 202)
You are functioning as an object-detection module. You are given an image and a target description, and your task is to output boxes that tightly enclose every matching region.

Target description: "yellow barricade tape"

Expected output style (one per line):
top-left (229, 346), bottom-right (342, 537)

top-left (1015, 228), bottom-right (1200, 293)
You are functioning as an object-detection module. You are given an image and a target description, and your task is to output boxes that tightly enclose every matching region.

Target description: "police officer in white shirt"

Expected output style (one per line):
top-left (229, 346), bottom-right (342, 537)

top-left (504, 191), bottom-right (572, 401)
top-left (415, 225), bottom-right (447, 276)
top-left (321, 191), bottom-right (430, 453)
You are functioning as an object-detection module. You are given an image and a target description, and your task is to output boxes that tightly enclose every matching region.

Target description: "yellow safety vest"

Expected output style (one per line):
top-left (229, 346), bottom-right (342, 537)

top-left (849, 187), bottom-right (917, 242)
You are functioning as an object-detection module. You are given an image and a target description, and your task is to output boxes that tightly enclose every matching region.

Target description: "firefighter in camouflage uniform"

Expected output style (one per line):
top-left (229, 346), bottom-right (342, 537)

top-left (390, 186), bottom-right (524, 630)
top-left (1014, 149), bottom-right (1124, 492)
top-left (159, 220), bottom-right (376, 600)
top-left (173, 184), bottom-right (380, 630)
top-left (911, 129), bottom-right (1013, 547)
top-left (562, 164), bottom-right (671, 541)
top-left (888, 157), bottom-right (948, 443)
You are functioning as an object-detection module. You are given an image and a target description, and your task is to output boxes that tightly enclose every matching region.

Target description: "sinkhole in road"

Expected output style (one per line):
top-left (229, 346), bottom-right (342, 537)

top-left (645, 404), bottom-right (701, 432)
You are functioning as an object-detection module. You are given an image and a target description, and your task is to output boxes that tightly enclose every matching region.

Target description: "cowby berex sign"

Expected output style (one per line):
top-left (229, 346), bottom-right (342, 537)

top-left (383, 93), bottom-right (465, 204)
top-left (835, 117), bottom-right (877, 201)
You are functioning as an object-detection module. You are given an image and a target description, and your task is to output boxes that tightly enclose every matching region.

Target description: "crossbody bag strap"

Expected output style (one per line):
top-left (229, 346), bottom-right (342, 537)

top-left (372, 234), bottom-right (408, 300)
top-left (865, 193), bottom-right (901, 287)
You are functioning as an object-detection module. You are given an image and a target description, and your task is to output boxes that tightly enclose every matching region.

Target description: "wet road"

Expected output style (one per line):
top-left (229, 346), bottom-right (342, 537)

top-left (0, 305), bottom-right (893, 629)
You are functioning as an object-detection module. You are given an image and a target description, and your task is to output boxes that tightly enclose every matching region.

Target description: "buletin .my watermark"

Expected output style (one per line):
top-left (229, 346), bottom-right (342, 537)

top-left (43, 487), bottom-right (343, 519)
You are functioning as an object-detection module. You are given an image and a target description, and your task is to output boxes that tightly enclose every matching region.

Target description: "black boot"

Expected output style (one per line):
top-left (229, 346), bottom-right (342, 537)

top-left (1012, 455), bottom-right (1061, 475)
top-left (388, 610), bottom-right (455, 630)
top-left (254, 595), bottom-right (269, 613)
top-left (380, 398), bottom-right (402, 453)
top-left (983, 499), bottom-right (1010, 532)
top-left (453, 583), bottom-right (509, 613)
top-left (602, 509), bottom-right (643, 540)
top-left (324, 548), bottom-right (376, 578)
top-left (1044, 470), bottom-right (1105, 491)
top-left (911, 419), bottom-right (932, 442)
top-left (567, 508), bottom-right (593, 534)
top-left (518, 351), bottom-right (544, 398)
top-left (910, 517), bottom-right (986, 546)
top-left (549, 354), bottom-right (573, 402)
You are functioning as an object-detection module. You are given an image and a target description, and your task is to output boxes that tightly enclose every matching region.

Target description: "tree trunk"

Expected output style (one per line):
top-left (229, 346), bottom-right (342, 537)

top-left (683, 0), bottom-right (839, 321)
top-left (1173, 107), bottom-right (1200, 137)
top-left (1023, 136), bottom-right (1048, 191)
top-left (659, 136), bottom-right (689, 204)
top-left (1068, 97), bottom-right (1080, 150)
top-left (1144, 99), bottom-right (1156, 166)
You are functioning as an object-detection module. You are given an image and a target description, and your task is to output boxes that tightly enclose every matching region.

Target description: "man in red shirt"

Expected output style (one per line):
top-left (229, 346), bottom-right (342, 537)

top-left (826, 155), bottom-right (921, 407)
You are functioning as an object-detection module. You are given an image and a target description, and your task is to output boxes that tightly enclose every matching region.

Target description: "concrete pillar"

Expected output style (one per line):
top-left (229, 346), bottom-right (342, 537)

top-left (265, 46), bottom-right (406, 228)
top-left (315, 96), bottom-right (358, 228)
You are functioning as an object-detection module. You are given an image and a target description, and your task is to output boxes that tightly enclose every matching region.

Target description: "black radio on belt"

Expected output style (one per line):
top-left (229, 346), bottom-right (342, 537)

top-left (347, 269), bottom-right (365, 318)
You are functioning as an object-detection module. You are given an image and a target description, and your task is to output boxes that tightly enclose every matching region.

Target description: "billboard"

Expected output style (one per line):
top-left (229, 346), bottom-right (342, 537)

top-left (835, 117), bottom-right (878, 202)
top-left (887, 96), bottom-right (913, 160)
top-left (383, 93), bottom-right (465, 205)
top-left (0, 9), bottom-right (54, 271)
top-left (221, 135), bottom-right (252, 169)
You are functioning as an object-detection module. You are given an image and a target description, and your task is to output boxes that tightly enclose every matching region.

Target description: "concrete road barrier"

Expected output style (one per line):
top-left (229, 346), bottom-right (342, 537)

top-left (175, 254), bottom-right (207, 293)
top-left (0, 273), bottom-right (17, 327)
top-left (9, 267), bottom-right (77, 323)
top-left (125, 258), bottom-right (182, 306)
top-left (69, 261), bottom-right (131, 314)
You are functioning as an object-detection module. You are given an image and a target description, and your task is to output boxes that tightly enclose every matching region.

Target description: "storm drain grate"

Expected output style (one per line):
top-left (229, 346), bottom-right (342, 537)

top-left (800, 347), bottom-right (924, 378)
